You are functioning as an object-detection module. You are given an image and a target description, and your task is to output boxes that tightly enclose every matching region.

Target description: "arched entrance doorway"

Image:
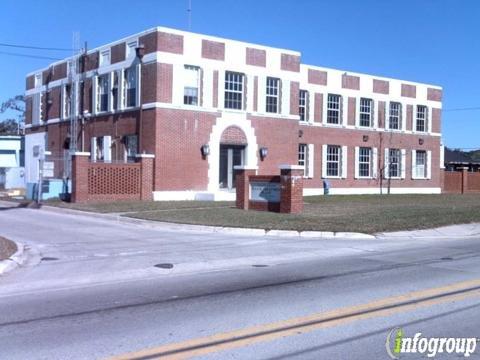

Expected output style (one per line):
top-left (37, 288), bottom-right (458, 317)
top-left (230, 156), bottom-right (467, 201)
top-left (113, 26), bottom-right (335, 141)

top-left (219, 126), bottom-right (248, 190)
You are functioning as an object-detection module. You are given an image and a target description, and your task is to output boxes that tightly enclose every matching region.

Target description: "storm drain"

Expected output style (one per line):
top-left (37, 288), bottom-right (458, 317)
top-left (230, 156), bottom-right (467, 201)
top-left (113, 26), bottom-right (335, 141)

top-left (441, 257), bottom-right (454, 261)
top-left (41, 257), bottom-right (59, 261)
top-left (154, 263), bottom-right (174, 269)
top-left (252, 264), bottom-right (269, 268)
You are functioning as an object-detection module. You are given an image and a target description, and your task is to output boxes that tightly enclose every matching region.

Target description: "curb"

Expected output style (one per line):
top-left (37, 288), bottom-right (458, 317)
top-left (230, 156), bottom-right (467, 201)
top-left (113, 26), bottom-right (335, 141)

top-left (0, 200), bottom-right (374, 240)
top-left (0, 242), bottom-right (26, 275)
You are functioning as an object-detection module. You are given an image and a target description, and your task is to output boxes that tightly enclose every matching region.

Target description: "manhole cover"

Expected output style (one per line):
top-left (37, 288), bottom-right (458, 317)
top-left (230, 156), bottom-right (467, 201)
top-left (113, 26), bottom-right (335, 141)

top-left (252, 264), bottom-right (269, 268)
top-left (154, 263), bottom-right (174, 269)
top-left (41, 257), bottom-right (59, 261)
top-left (441, 257), bottom-right (453, 261)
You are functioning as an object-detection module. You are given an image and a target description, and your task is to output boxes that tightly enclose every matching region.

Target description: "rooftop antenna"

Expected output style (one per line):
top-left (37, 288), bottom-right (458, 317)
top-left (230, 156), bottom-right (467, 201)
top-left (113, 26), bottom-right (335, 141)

top-left (187, 0), bottom-right (192, 30)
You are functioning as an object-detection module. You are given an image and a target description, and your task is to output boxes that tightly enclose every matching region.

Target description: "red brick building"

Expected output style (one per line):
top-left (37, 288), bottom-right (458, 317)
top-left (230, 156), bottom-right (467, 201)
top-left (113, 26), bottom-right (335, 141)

top-left (24, 26), bottom-right (443, 201)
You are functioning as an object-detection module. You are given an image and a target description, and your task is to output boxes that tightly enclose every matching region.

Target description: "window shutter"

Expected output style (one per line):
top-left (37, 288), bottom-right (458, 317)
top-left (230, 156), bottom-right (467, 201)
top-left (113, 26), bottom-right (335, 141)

top-left (108, 72), bottom-right (114, 112)
top-left (321, 144), bottom-right (327, 178)
top-left (372, 147), bottom-right (378, 178)
top-left (92, 75), bottom-right (98, 114)
top-left (401, 104), bottom-right (406, 131)
top-left (354, 146), bottom-right (359, 179)
top-left (411, 150), bottom-right (417, 179)
top-left (372, 100), bottom-right (376, 128)
top-left (384, 148), bottom-right (389, 179)
top-left (427, 150), bottom-right (432, 179)
top-left (136, 64), bottom-right (141, 107)
top-left (427, 107), bottom-right (432, 133)
top-left (119, 70), bottom-right (125, 110)
top-left (61, 85), bottom-right (66, 120)
top-left (103, 136), bottom-right (112, 163)
top-left (401, 149), bottom-right (406, 179)
top-left (341, 146), bottom-right (348, 179)
top-left (306, 91), bottom-right (310, 123)
top-left (385, 101), bottom-right (389, 130)
top-left (91, 137), bottom-right (97, 162)
top-left (340, 95), bottom-right (345, 126)
top-left (307, 144), bottom-right (314, 178)
top-left (355, 97), bottom-right (359, 127)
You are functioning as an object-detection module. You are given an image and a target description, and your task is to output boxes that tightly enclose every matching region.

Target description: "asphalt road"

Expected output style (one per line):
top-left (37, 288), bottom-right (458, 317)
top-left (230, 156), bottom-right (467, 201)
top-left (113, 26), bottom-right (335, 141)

top-left (1, 204), bottom-right (480, 359)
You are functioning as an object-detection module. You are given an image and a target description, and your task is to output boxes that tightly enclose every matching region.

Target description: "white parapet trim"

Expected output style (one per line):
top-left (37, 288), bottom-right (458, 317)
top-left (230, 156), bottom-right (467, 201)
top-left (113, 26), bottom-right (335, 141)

top-left (279, 164), bottom-right (305, 170)
top-left (135, 154), bottom-right (155, 158)
top-left (303, 187), bottom-right (441, 196)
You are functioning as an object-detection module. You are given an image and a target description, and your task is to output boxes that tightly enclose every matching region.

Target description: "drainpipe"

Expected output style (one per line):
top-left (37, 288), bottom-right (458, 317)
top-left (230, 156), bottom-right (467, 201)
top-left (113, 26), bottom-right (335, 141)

top-left (135, 44), bottom-right (145, 154)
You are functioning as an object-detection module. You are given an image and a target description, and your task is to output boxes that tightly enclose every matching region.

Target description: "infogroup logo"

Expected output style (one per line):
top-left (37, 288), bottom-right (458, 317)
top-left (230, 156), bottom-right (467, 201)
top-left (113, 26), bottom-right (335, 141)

top-left (385, 327), bottom-right (478, 359)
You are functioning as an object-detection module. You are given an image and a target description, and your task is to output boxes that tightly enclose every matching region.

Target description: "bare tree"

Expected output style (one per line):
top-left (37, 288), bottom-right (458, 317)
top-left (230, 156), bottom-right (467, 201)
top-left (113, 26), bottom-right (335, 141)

top-left (0, 95), bottom-right (25, 135)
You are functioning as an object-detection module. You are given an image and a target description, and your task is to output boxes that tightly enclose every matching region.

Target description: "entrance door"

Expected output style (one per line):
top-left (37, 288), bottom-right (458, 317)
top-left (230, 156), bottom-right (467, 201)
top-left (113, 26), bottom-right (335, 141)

top-left (219, 145), bottom-right (245, 190)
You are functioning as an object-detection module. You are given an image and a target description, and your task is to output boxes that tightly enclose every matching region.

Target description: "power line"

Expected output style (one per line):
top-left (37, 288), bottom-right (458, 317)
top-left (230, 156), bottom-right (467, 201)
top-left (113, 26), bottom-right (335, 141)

top-left (0, 51), bottom-right (62, 61)
top-left (443, 107), bottom-right (480, 112)
top-left (0, 42), bottom-right (76, 52)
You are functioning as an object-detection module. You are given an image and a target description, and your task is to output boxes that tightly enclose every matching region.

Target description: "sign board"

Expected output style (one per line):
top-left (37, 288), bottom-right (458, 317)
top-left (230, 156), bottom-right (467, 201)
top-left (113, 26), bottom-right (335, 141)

top-left (250, 181), bottom-right (280, 203)
top-left (43, 161), bottom-right (55, 178)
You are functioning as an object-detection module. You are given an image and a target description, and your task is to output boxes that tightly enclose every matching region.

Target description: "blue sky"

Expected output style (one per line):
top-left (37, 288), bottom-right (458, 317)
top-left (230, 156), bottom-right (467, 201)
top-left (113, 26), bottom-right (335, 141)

top-left (0, 0), bottom-right (478, 148)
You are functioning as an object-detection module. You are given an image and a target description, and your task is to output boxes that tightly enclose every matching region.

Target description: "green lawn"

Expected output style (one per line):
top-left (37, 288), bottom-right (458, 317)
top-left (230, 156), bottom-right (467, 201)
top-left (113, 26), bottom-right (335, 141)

top-left (46, 194), bottom-right (480, 234)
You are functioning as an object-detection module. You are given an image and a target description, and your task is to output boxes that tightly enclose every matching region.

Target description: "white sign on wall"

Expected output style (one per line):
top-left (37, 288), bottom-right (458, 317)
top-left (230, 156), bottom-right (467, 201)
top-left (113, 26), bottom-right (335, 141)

top-left (250, 181), bottom-right (281, 203)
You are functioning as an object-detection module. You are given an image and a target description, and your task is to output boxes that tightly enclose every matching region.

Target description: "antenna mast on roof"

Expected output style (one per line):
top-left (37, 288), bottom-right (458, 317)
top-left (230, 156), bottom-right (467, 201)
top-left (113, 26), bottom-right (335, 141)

top-left (187, 0), bottom-right (192, 30)
top-left (69, 31), bottom-right (81, 156)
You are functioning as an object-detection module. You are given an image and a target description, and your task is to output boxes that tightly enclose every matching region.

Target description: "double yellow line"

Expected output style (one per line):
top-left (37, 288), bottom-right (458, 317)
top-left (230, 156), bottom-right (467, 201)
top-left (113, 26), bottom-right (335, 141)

top-left (109, 278), bottom-right (480, 360)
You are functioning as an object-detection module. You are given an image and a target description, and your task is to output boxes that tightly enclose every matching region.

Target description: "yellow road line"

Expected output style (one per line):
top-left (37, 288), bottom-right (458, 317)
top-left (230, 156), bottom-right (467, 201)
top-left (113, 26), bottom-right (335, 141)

top-left (108, 278), bottom-right (480, 360)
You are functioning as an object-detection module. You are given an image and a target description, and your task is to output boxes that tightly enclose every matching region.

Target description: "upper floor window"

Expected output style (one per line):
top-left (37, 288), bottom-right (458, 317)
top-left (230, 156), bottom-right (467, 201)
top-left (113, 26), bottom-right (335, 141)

top-left (359, 98), bottom-right (373, 127)
top-left (32, 93), bottom-right (42, 125)
top-left (183, 65), bottom-right (200, 106)
top-left (34, 73), bottom-right (42, 88)
top-left (358, 147), bottom-right (372, 178)
top-left (124, 66), bottom-right (138, 108)
top-left (326, 145), bottom-right (341, 177)
top-left (327, 94), bottom-right (341, 124)
top-left (62, 84), bottom-right (72, 119)
top-left (224, 71), bottom-right (244, 110)
top-left (299, 90), bottom-right (308, 121)
top-left (266, 77), bottom-right (280, 113)
top-left (388, 102), bottom-right (402, 130)
top-left (97, 74), bottom-right (109, 112)
top-left (100, 49), bottom-right (111, 67)
top-left (416, 105), bottom-right (428, 132)
top-left (112, 72), bottom-right (119, 111)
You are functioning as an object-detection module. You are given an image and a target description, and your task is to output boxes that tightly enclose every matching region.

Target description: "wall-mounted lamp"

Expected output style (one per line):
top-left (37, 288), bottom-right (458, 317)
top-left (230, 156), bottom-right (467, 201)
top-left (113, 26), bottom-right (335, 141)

top-left (298, 130), bottom-right (303, 138)
top-left (363, 135), bottom-right (369, 142)
top-left (419, 138), bottom-right (424, 145)
top-left (47, 99), bottom-right (53, 105)
top-left (259, 147), bottom-right (268, 160)
top-left (201, 144), bottom-right (210, 157)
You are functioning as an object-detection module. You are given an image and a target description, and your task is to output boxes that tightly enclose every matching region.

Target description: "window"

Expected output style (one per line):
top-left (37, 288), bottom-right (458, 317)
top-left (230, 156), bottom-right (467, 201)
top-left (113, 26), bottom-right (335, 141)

top-left (298, 144), bottom-right (314, 177)
top-left (100, 49), bottom-right (111, 67)
top-left (183, 65), bottom-right (200, 106)
top-left (95, 137), bottom-right (104, 162)
top-left (389, 102), bottom-right (401, 130)
top-left (124, 67), bottom-right (138, 108)
top-left (326, 145), bottom-right (341, 177)
top-left (327, 94), bottom-right (341, 124)
top-left (63, 84), bottom-right (72, 119)
top-left (388, 148), bottom-right (401, 178)
top-left (112, 72), bottom-right (119, 111)
top-left (359, 98), bottom-right (373, 127)
top-left (123, 134), bottom-right (138, 162)
top-left (126, 40), bottom-right (138, 58)
top-left (224, 71), bottom-right (244, 110)
top-left (299, 90), bottom-right (308, 121)
top-left (97, 74), bottom-right (109, 112)
top-left (416, 105), bottom-right (428, 132)
top-left (358, 147), bottom-right (372, 177)
top-left (266, 77), bottom-right (280, 113)
top-left (34, 73), bottom-right (42, 88)
top-left (32, 93), bottom-right (42, 125)
top-left (415, 150), bottom-right (427, 178)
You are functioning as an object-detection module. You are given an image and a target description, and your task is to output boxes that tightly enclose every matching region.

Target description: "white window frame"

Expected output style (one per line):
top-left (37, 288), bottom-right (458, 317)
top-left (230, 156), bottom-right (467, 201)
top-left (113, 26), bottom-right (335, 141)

top-left (355, 146), bottom-right (378, 179)
top-left (34, 73), bottom-right (42, 88)
top-left (298, 143), bottom-right (314, 178)
top-left (266, 77), bottom-right (280, 113)
top-left (61, 84), bottom-right (72, 120)
top-left (96, 73), bottom-right (110, 113)
top-left (322, 145), bottom-right (348, 179)
top-left (299, 89), bottom-right (309, 122)
top-left (387, 102), bottom-right (402, 131)
top-left (384, 148), bottom-right (402, 179)
top-left (224, 71), bottom-right (244, 110)
top-left (326, 94), bottom-right (342, 125)
top-left (32, 92), bottom-right (42, 125)
top-left (123, 65), bottom-right (141, 109)
top-left (358, 98), bottom-right (373, 127)
top-left (183, 65), bottom-right (201, 106)
top-left (412, 150), bottom-right (431, 180)
top-left (416, 105), bottom-right (428, 133)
